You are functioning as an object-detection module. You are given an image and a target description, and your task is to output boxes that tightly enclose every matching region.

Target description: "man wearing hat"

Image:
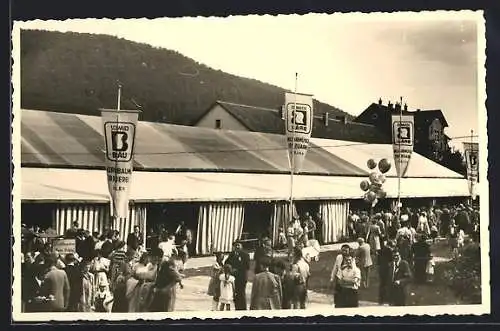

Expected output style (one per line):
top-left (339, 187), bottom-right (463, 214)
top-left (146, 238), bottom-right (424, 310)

top-left (225, 240), bottom-right (251, 310)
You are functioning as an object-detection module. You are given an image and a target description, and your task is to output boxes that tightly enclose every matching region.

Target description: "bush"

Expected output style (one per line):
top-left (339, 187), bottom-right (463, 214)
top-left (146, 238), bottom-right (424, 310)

top-left (438, 243), bottom-right (482, 304)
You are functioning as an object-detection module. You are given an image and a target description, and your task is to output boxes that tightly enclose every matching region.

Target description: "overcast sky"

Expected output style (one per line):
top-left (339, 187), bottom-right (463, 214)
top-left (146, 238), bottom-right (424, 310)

top-left (16, 11), bottom-right (484, 148)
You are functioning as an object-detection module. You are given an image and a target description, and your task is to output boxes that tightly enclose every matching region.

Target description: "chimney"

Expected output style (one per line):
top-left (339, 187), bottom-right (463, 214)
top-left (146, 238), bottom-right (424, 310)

top-left (395, 102), bottom-right (401, 112)
top-left (404, 103), bottom-right (408, 111)
top-left (388, 101), bottom-right (393, 109)
top-left (416, 108), bottom-right (421, 112)
top-left (378, 98), bottom-right (382, 105)
top-left (323, 112), bottom-right (329, 126)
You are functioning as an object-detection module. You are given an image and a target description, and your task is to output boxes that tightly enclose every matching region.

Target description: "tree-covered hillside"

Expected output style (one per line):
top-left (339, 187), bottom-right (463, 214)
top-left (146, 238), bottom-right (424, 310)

top-left (20, 29), bottom-right (351, 125)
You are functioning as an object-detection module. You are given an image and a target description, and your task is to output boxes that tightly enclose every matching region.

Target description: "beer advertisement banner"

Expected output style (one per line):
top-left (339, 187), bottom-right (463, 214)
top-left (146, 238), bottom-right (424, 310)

top-left (391, 114), bottom-right (415, 178)
top-left (285, 92), bottom-right (314, 173)
top-left (101, 109), bottom-right (140, 219)
top-left (463, 142), bottom-right (479, 199)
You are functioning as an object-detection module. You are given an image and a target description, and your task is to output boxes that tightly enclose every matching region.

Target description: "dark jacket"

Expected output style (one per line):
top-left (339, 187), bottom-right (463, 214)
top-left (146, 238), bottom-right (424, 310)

top-left (225, 250), bottom-right (251, 283)
top-left (65, 264), bottom-right (83, 311)
top-left (388, 259), bottom-right (412, 306)
top-left (127, 233), bottom-right (143, 251)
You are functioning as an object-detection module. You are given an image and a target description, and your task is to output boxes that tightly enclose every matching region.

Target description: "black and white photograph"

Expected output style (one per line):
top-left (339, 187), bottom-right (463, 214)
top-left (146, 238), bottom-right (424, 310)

top-left (11, 10), bottom-right (489, 321)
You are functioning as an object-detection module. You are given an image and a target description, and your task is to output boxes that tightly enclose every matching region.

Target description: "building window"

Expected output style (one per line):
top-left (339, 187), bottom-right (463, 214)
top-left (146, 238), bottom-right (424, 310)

top-left (215, 119), bottom-right (222, 129)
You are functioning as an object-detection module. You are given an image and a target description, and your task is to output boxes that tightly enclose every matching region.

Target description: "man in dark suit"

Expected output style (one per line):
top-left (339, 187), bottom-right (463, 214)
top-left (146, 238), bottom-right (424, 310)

top-left (378, 240), bottom-right (395, 305)
top-left (100, 231), bottom-right (114, 258)
top-left (64, 253), bottom-right (82, 312)
top-left (388, 249), bottom-right (412, 306)
top-left (40, 253), bottom-right (70, 312)
top-left (127, 225), bottom-right (143, 251)
top-left (225, 240), bottom-right (250, 310)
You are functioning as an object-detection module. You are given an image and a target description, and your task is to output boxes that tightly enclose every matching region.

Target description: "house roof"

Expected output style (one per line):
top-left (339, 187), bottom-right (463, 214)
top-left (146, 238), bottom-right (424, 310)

top-left (355, 102), bottom-right (449, 127)
top-left (20, 109), bottom-right (464, 180)
top-left (195, 101), bottom-right (390, 143)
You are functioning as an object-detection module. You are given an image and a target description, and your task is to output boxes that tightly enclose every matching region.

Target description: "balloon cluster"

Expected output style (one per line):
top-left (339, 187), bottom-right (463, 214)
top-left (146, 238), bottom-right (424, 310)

top-left (360, 158), bottom-right (391, 207)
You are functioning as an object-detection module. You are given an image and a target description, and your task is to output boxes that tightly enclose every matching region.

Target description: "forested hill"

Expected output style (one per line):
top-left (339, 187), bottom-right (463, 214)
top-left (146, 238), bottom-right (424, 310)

top-left (20, 29), bottom-right (351, 125)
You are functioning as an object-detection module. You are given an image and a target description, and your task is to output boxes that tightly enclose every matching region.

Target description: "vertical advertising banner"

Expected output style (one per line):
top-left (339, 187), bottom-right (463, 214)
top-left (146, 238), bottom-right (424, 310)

top-left (285, 92), bottom-right (314, 173)
top-left (391, 114), bottom-right (415, 178)
top-left (101, 109), bottom-right (139, 219)
top-left (463, 142), bottom-right (479, 199)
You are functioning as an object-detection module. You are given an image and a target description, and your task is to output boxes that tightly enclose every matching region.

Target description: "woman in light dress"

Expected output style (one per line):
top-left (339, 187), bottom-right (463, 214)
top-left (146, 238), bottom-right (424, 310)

top-left (90, 249), bottom-right (110, 294)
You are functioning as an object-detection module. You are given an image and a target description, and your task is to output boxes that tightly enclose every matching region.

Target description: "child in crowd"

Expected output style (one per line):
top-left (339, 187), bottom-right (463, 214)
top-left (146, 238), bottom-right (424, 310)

top-left (207, 252), bottom-right (225, 311)
top-left (93, 279), bottom-right (114, 313)
top-left (426, 254), bottom-right (435, 283)
top-left (218, 264), bottom-right (235, 311)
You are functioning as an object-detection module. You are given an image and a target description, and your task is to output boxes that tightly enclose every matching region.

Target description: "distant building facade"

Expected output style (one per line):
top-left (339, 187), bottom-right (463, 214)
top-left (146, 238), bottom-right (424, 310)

top-left (193, 100), bottom-right (390, 144)
top-left (353, 98), bottom-right (451, 161)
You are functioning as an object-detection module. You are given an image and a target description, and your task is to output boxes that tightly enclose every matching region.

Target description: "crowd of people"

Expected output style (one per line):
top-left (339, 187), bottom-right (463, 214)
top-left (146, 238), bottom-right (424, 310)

top-left (21, 222), bottom-right (189, 313)
top-left (20, 202), bottom-right (479, 313)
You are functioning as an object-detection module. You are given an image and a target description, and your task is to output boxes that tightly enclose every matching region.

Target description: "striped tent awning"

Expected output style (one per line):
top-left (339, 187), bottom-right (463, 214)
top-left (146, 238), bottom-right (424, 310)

top-left (21, 167), bottom-right (472, 203)
top-left (20, 108), bottom-right (466, 179)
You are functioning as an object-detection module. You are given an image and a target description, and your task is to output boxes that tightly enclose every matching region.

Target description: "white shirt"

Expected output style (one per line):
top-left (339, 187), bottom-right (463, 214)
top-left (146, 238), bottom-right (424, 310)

top-left (158, 240), bottom-right (175, 258)
top-left (330, 254), bottom-right (356, 282)
top-left (338, 265), bottom-right (361, 290)
top-left (296, 258), bottom-right (310, 284)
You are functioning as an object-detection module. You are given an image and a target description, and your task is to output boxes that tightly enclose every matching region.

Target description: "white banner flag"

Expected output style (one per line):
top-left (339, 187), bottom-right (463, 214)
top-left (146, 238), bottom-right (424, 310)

top-left (101, 109), bottom-right (140, 219)
top-left (285, 92), bottom-right (314, 173)
top-left (392, 114), bottom-right (414, 178)
top-left (463, 142), bottom-right (479, 199)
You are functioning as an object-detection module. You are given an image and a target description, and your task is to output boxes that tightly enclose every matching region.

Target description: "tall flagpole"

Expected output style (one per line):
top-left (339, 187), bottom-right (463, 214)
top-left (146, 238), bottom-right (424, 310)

top-left (397, 96), bottom-right (403, 222)
top-left (112, 81), bottom-right (122, 230)
top-left (470, 129), bottom-right (474, 205)
top-left (289, 73), bottom-right (298, 227)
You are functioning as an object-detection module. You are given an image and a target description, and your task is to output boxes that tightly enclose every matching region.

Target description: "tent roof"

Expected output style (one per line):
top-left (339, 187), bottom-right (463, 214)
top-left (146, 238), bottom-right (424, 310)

top-left (20, 167), bottom-right (471, 203)
top-left (20, 109), bottom-right (464, 179)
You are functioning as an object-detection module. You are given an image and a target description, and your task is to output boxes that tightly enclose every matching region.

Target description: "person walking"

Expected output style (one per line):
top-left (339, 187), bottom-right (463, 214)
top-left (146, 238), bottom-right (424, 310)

top-left (335, 255), bottom-right (361, 308)
top-left (80, 261), bottom-right (95, 312)
top-left (387, 249), bottom-right (412, 306)
top-left (330, 244), bottom-right (356, 307)
top-left (250, 257), bottom-right (282, 310)
top-left (293, 248), bottom-right (310, 309)
top-left (356, 238), bottom-right (373, 289)
top-left (378, 240), bottom-right (395, 305)
top-left (39, 253), bottom-right (70, 312)
top-left (150, 258), bottom-right (184, 312)
top-left (411, 234), bottom-right (431, 284)
top-left (64, 253), bottom-right (82, 312)
top-left (225, 240), bottom-right (250, 310)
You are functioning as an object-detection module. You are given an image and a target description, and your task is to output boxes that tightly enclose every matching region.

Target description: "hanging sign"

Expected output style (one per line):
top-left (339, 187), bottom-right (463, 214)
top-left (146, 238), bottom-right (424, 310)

top-left (101, 109), bottom-right (140, 219)
top-left (463, 142), bottom-right (479, 200)
top-left (285, 92), bottom-right (314, 173)
top-left (52, 239), bottom-right (76, 255)
top-left (391, 114), bottom-right (414, 178)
